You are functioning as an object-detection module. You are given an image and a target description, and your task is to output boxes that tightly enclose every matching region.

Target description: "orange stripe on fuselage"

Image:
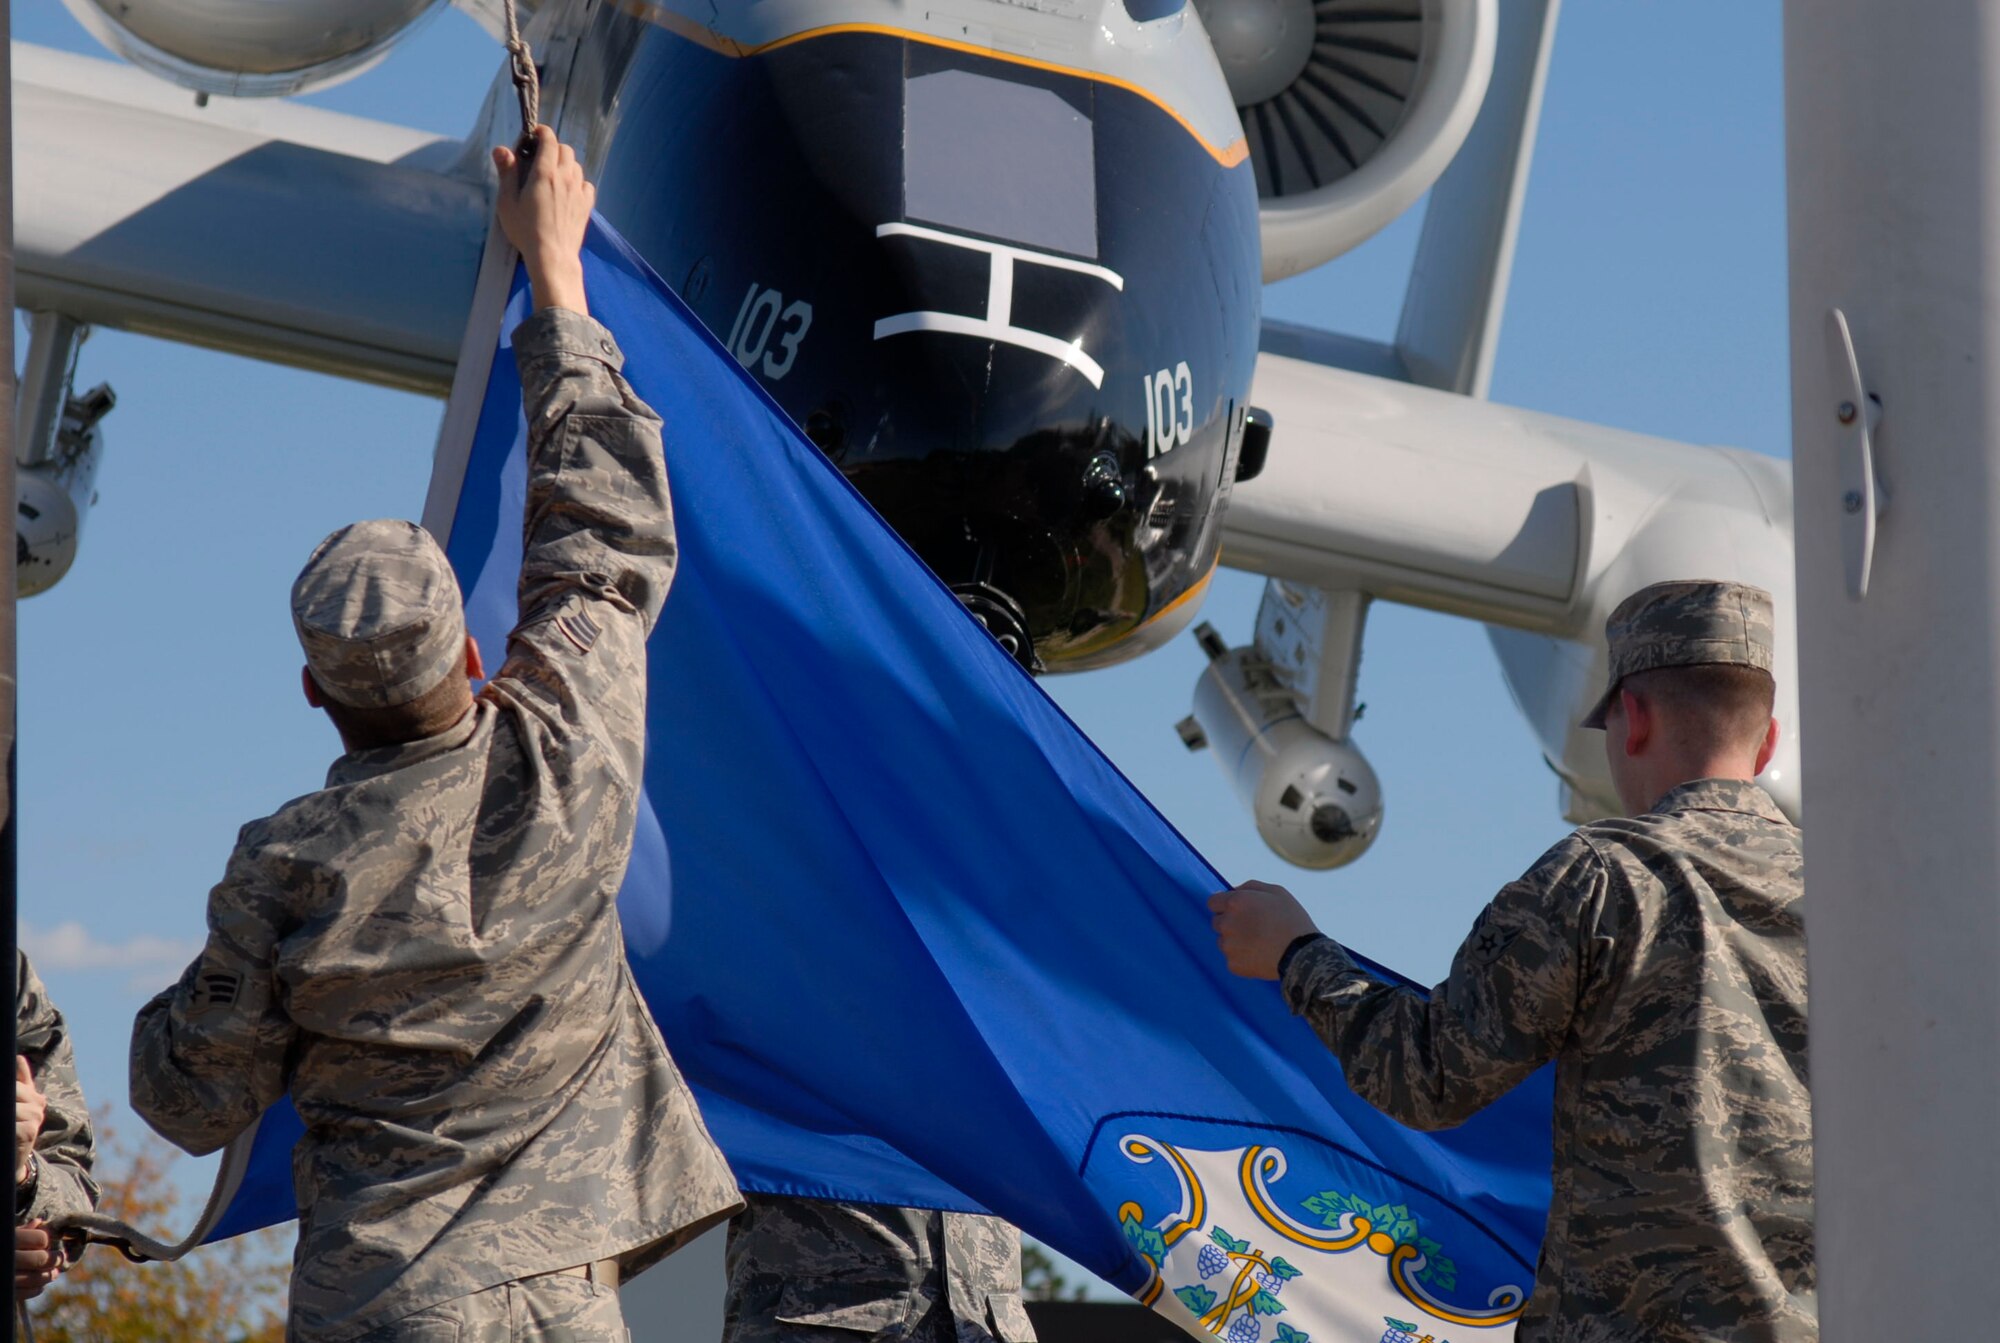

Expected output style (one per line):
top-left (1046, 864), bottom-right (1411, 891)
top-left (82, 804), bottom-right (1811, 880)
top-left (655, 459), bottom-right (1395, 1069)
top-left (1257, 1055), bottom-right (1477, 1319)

top-left (1142, 557), bottom-right (1218, 629)
top-left (612, 4), bottom-right (1252, 169)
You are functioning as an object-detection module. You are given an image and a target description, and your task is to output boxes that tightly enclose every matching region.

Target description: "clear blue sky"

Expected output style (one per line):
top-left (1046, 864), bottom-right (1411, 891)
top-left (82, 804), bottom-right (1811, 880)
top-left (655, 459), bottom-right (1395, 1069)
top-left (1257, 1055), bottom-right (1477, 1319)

top-left (12, 1), bottom-right (1788, 1255)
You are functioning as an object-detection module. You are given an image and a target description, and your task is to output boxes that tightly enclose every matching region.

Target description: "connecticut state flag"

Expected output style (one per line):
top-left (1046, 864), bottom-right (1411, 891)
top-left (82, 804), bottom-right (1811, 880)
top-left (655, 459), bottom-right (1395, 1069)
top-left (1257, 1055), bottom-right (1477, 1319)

top-left (212, 220), bottom-right (1556, 1343)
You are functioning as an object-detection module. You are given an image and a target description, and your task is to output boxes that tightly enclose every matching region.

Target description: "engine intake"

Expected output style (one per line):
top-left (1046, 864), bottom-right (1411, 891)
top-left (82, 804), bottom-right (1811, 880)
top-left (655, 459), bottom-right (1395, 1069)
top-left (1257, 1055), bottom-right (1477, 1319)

top-left (59, 0), bottom-right (446, 97)
top-left (1196, 0), bottom-right (1496, 280)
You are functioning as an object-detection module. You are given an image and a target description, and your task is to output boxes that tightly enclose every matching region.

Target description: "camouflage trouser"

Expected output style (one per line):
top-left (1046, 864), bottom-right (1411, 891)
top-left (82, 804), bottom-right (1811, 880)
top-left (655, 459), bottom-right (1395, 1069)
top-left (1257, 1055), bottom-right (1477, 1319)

top-left (350, 1269), bottom-right (628, 1343)
top-left (722, 1197), bottom-right (1033, 1343)
top-left (733, 1302), bottom-right (960, 1343)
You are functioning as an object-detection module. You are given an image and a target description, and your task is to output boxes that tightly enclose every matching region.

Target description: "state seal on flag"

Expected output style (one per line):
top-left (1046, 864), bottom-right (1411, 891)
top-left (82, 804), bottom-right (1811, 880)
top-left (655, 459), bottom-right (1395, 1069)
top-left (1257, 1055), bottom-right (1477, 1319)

top-left (1085, 1118), bottom-right (1532, 1341)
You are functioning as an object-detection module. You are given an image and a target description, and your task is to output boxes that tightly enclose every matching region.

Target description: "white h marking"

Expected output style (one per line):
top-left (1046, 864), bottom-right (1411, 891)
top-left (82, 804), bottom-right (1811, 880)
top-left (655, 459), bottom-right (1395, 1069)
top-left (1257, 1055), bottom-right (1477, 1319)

top-left (872, 222), bottom-right (1126, 388)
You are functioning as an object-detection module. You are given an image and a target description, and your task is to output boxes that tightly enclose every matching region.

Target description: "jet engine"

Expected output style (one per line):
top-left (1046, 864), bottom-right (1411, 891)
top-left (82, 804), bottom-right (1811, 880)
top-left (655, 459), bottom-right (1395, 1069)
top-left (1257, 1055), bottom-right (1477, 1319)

top-left (1194, 0), bottom-right (1497, 280)
top-left (58, 0), bottom-right (447, 97)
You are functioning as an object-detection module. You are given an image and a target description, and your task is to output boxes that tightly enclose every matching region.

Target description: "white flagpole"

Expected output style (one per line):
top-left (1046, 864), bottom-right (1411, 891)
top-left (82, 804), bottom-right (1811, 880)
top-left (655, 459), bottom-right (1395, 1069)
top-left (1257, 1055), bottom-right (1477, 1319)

top-left (1786, 1), bottom-right (2000, 1332)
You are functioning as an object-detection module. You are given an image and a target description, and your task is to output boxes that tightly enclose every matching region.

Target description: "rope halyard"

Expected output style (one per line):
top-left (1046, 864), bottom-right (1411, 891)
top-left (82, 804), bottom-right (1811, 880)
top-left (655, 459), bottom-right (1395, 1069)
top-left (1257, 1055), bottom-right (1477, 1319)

top-left (42, 1119), bottom-right (262, 1268)
top-left (503, 0), bottom-right (543, 156)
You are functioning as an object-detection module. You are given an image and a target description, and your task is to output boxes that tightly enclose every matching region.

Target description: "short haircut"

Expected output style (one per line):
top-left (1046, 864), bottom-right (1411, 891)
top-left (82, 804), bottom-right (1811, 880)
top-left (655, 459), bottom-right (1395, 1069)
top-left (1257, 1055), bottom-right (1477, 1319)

top-left (318, 670), bottom-right (473, 750)
top-left (1621, 663), bottom-right (1776, 758)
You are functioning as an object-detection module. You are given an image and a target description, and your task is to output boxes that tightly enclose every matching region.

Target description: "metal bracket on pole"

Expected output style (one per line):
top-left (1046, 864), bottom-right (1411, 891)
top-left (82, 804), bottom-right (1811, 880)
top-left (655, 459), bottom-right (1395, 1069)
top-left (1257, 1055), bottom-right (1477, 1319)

top-left (1825, 307), bottom-right (1888, 599)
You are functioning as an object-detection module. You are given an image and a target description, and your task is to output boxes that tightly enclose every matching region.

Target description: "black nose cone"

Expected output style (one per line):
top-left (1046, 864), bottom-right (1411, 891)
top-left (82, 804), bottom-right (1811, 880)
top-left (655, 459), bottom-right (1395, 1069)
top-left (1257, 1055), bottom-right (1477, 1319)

top-left (953, 583), bottom-right (1039, 671)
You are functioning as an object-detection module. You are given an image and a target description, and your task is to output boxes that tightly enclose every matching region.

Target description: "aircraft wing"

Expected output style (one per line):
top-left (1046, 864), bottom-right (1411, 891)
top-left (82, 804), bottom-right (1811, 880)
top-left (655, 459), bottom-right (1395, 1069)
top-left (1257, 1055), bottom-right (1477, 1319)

top-left (1220, 345), bottom-right (1800, 822)
top-left (14, 43), bottom-right (486, 396)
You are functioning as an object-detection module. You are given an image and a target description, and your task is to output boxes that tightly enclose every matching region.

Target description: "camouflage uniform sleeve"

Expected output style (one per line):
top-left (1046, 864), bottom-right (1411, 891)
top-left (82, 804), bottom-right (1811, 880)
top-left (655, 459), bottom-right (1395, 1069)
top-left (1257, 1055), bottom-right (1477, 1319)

top-left (16, 952), bottom-right (98, 1224)
top-left (129, 835), bottom-right (297, 1157)
top-left (497, 307), bottom-right (675, 781)
top-left (1281, 835), bottom-right (1607, 1131)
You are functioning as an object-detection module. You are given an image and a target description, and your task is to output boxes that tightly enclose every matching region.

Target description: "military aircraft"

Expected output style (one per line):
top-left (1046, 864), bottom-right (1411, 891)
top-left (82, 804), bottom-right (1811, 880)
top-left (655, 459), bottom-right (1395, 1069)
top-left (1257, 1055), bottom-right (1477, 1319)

top-left (16, 0), bottom-right (1798, 877)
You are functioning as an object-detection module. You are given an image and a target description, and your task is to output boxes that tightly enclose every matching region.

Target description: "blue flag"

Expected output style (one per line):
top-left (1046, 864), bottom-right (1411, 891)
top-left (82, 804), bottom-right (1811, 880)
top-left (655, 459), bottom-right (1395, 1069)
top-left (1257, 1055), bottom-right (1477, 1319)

top-left (214, 221), bottom-right (1555, 1341)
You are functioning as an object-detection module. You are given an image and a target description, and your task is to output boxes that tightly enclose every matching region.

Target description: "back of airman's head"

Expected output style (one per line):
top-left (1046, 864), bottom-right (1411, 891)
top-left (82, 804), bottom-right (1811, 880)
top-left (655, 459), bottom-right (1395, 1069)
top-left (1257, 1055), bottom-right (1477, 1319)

top-left (292, 520), bottom-right (472, 746)
top-left (1584, 578), bottom-right (1776, 755)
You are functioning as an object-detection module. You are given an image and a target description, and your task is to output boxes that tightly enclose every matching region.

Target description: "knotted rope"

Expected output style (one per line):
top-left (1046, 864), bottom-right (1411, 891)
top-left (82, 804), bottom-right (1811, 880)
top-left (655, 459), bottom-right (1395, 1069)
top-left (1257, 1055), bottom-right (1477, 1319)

top-left (503, 0), bottom-right (542, 157)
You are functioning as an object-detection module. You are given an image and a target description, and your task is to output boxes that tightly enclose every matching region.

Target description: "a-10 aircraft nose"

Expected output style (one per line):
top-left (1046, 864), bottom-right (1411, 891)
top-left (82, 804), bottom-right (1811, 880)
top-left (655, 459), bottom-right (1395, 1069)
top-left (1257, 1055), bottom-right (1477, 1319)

top-left (585, 14), bottom-right (1262, 672)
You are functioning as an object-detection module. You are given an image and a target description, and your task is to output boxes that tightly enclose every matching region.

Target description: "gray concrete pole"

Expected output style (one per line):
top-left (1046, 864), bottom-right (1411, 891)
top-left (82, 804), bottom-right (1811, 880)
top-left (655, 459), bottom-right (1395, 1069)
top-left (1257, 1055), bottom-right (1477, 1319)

top-left (1786, 1), bottom-right (2000, 1332)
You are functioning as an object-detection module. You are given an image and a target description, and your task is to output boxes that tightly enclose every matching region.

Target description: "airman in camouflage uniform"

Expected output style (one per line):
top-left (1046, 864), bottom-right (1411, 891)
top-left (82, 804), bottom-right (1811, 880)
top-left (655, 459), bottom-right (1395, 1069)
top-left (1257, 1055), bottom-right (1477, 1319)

top-left (1211, 580), bottom-right (1814, 1342)
top-left (128, 128), bottom-right (741, 1342)
top-left (724, 1196), bottom-right (1037, 1343)
top-left (16, 950), bottom-right (98, 1300)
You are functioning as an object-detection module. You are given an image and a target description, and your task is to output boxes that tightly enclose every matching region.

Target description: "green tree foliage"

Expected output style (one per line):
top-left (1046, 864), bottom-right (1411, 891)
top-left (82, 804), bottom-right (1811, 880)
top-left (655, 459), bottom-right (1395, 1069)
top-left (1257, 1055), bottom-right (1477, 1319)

top-left (1021, 1241), bottom-right (1090, 1303)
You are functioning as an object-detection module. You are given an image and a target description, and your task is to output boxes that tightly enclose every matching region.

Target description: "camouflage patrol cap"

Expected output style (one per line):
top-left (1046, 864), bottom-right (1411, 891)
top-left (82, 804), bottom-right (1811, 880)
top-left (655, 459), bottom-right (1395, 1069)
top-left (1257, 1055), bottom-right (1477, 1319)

top-left (1581, 579), bottom-right (1775, 729)
top-left (291, 520), bottom-right (468, 710)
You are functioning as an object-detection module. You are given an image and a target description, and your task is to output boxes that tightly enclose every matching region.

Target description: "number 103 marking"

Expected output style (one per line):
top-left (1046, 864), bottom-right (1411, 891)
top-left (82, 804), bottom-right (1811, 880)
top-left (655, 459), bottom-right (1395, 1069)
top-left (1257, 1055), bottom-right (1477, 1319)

top-left (725, 282), bottom-right (813, 381)
top-left (1144, 362), bottom-right (1194, 458)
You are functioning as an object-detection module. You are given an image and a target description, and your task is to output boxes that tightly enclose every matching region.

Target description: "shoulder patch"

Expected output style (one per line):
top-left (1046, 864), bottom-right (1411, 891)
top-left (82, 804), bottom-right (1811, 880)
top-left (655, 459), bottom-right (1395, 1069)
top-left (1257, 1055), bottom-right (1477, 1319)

top-left (1468, 909), bottom-right (1522, 966)
top-left (195, 971), bottom-right (242, 1008)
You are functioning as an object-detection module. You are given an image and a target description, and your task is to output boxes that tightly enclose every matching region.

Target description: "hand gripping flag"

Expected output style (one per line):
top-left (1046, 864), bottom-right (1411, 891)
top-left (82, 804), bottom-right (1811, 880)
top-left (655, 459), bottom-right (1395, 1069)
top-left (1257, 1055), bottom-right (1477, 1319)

top-left (211, 221), bottom-right (1556, 1343)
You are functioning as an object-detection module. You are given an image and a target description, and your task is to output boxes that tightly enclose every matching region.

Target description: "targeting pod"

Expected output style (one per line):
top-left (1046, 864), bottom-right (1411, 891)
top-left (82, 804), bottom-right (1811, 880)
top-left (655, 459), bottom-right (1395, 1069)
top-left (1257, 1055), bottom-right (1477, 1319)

top-left (1183, 622), bottom-right (1383, 869)
top-left (16, 315), bottom-right (112, 598)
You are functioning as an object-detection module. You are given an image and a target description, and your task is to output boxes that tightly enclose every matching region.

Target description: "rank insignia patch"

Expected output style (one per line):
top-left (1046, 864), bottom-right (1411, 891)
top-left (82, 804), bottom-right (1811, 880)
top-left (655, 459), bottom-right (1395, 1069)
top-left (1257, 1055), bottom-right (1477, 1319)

top-left (196, 972), bottom-right (241, 1007)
